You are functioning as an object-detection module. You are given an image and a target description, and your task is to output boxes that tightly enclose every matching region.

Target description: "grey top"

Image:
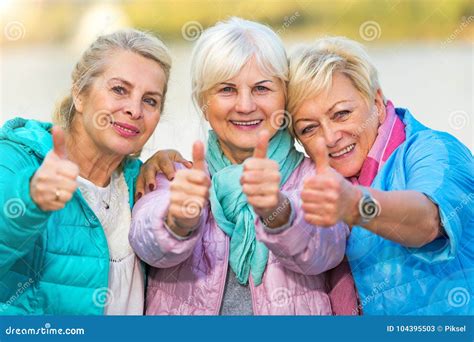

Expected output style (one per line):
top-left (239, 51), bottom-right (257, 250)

top-left (219, 267), bottom-right (254, 315)
top-left (218, 206), bottom-right (296, 315)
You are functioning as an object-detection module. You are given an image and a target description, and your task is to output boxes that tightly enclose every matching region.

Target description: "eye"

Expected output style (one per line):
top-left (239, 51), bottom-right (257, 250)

top-left (300, 124), bottom-right (319, 135)
top-left (143, 97), bottom-right (158, 107)
top-left (333, 110), bottom-right (351, 120)
top-left (112, 86), bottom-right (126, 95)
top-left (220, 86), bottom-right (235, 94)
top-left (254, 85), bottom-right (270, 93)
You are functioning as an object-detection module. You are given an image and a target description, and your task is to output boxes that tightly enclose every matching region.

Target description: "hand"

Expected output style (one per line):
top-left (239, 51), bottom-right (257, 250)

top-left (241, 130), bottom-right (289, 227)
top-left (301, 137), bottom-right (361, 227)
top-left (166, 141), bottom-right (210, 236)
top-left (30, 126), bottom-right (79, 211)
top-left (135, 149), bottom-right (192, 200)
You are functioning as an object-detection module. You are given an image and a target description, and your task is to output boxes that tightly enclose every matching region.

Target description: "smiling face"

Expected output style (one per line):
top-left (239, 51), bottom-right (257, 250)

top-left (203, 57), bottom-right (285, 164)
top-left (74, 50), bottom-right (166, 157)
top-left (293, 72), bottom-right (386, 177)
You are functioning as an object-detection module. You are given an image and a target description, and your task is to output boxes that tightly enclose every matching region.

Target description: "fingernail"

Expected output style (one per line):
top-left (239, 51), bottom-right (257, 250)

top-left (137, 192), bottom-right (142, 200)
top-left (149, 184), bottom-right (155, 191)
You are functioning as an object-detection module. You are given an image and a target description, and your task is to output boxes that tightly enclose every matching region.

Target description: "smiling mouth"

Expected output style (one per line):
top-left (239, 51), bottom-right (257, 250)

top-left (329, 143), bottom-right (356, 158)
top-left (230, 119), bottom-right (263, 126)
top-left (112, 121), bottom-right (140, 136)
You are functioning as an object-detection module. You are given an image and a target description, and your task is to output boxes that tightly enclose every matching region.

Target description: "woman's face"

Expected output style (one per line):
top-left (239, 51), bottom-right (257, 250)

top-left (204, 58), bottom-right (285, 163)
top-left (75, 50), bottom-right (166, 157)
top-left (293, 72), bottom-right (385, 178)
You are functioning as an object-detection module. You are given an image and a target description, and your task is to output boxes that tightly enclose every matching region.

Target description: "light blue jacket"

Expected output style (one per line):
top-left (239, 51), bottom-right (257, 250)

top-left (0, 118), bottom-right (142, 314)
top-left (347, 108), bottom-right (473, 315)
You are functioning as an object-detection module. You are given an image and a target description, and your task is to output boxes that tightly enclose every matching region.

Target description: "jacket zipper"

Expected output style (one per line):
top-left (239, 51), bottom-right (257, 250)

top-left (249, 274), bottom-right (258, 315)
top-left (215, 229), bottom-right (229, 315)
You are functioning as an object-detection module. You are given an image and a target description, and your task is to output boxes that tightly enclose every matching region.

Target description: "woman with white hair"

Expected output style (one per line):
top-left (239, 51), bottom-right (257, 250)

top-left (130, 18), bottom-right (358, 315)
top-left (0, 29), bottom-right (172, 314)
top-left (287, 37), bottom-right (473, 314)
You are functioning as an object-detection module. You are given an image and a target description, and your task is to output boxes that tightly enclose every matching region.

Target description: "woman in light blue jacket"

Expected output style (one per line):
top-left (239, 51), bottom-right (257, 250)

top-left (287, 36), bottom-right (473, 315)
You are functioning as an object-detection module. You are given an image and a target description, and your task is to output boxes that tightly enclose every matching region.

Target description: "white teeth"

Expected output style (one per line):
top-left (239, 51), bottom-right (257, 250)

top-left (330, 144), bottom-right (355, 157)
top-left (114, 123), bottom-right (135, 133)
top-left (231, 120), bottom-right (261, 126)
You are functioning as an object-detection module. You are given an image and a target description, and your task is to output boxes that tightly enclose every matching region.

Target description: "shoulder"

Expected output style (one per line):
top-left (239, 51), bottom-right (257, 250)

top-left (404, 128), bottom-right (472, 165)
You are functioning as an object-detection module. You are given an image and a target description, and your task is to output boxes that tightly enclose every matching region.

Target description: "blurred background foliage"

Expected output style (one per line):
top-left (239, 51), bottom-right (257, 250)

top-left (0, 0), bottom-right (473, 46)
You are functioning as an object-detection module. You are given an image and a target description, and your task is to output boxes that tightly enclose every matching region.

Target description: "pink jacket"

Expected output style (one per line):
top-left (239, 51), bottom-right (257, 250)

top-left (130, 158), bottom-right (359, 315)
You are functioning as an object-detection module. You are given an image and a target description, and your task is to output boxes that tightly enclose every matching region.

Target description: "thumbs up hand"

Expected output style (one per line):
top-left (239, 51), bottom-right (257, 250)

top-left (166, 141), bottom-right (211, 236)
top-left (301, 137), bottom-right (360, 227)
top-left (30, 126), bottom-right (80, 211)
top-left (241, 130), bottom-right (289, 227)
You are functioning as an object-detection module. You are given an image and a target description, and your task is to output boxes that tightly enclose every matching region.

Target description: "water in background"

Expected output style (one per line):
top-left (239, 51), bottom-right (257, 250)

top-left (1, 42), bottom-right (472, 161)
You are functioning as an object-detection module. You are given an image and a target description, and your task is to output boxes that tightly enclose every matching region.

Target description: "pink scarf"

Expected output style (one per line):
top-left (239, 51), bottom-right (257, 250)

top-left (328, 100), bottom-right (406, 315)
top-left (350, 100), bottom-right (406, 186)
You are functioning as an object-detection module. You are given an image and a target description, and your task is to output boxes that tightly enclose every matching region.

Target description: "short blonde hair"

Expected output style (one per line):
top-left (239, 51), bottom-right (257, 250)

top-left (190, 17), bottom-right (288, 111)
top-left (288, 36), bottom-right (383, 118)
top-left (54, 29), bottom-right (172, 130)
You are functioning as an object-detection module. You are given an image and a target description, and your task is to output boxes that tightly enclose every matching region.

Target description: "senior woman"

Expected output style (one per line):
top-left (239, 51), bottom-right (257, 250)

top-left (0, 29), bottom-right (172, 314)
top-left (130, 18), bottom-right (358, 315)
top-left (287, 37), bottom-right (473, 315)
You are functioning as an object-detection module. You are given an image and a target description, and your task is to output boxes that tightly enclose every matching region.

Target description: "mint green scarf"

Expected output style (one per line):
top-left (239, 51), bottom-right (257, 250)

top-left (206, 129), bottom-right (304, 285)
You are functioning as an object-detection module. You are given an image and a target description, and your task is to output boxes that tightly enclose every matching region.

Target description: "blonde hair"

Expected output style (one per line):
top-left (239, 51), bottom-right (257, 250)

top-left (288, 36), bottom-right (384, 122)
top-left (190, 17), bottom-right (288, 111)
top-left (54, 29), bottom-right (172, 130)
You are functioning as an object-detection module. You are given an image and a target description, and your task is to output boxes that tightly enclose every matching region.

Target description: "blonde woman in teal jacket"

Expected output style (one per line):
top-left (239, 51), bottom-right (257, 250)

top-left (0, 29), bottom-right (172, 314)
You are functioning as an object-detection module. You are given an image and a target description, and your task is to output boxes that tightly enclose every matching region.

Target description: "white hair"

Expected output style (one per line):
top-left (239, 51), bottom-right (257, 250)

top-left (190, 17), bottom-right (288, 111)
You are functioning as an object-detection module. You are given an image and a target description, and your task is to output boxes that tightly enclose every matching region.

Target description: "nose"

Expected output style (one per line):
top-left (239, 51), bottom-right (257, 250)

top-left (124, 97), bottom-right (143, 120)
top-left (235, 90), bottom-right (257, 114)
top-left (322, 123), bottom-right (342, 148)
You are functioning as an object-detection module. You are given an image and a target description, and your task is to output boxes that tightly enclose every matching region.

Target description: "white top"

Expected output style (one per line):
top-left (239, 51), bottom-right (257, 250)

top-left (78, 171), bottom-right (144, 315)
